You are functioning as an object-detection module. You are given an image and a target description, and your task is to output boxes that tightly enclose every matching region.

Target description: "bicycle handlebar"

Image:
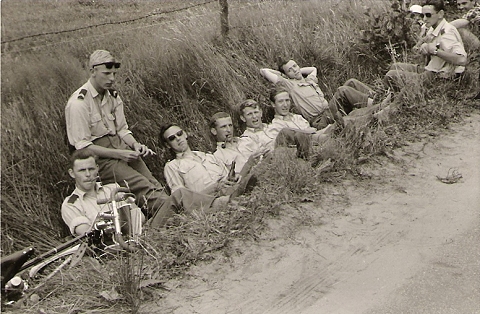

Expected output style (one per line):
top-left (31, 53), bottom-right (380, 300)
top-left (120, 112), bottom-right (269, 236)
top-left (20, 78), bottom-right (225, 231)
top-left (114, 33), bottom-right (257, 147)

top-left (97, 186), bottom-right (132, 205)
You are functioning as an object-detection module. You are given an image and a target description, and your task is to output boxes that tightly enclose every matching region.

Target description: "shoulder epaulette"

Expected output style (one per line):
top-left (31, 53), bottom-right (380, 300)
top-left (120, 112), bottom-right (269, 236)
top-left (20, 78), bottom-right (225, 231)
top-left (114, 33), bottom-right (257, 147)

top-left (77, 89), bottom-right (87, 100)
top-left (109, 89), bottom-right (118, 98)
top-left (67, 194), bottom-right (79, 204)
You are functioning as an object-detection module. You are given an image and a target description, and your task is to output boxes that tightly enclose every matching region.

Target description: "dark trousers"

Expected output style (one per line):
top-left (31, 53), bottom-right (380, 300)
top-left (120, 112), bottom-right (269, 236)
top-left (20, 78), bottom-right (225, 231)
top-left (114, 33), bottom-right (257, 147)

top-left (93, 136), bottom-right (215, 222)
top-left (275, 128), bottom-right (312, 160)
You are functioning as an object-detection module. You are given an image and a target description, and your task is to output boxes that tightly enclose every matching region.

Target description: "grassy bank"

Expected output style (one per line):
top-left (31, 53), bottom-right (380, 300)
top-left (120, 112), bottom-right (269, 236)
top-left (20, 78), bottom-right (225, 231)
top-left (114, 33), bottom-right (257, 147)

top-left (1, 0), bottom-right (478, 312)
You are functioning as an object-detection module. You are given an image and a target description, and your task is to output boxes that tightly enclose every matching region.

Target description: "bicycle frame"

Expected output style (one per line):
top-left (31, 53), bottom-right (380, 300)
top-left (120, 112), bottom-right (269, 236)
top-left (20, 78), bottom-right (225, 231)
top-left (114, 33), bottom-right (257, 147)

top-left (1, 186), bottom-right (139, 303)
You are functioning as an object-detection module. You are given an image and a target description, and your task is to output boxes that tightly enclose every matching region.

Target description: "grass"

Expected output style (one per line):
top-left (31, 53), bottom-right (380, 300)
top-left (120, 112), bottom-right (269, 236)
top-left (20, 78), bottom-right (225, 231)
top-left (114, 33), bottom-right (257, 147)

top-left (1, 0), bottom-right (479, 312)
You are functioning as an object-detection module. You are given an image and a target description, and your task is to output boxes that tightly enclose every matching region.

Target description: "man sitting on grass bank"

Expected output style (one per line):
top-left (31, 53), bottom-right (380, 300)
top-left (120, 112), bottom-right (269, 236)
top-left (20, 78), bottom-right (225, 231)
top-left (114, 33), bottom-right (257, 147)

top-left (61, 148), bottom-right (144, 237)
top-left (383, 0), bottom-right (467, 92)
top-left (66, 50), bottom-right (217, 228)
top-left (260, 59), bottom-right (390, 130)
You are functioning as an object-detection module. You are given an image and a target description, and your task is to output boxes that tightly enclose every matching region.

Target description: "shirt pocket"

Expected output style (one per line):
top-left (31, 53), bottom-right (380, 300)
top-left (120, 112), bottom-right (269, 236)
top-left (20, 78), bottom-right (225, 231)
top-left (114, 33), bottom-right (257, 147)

top-left (90, 113), bottom-right (102, 127)
top-left (106, 113), bottom-right (115, 121)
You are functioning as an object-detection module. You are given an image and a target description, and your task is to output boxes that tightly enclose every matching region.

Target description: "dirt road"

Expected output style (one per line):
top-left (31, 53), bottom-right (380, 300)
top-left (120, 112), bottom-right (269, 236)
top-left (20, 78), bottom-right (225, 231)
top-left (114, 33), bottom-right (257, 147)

top-left (145, 114), bottom-right (480, 314)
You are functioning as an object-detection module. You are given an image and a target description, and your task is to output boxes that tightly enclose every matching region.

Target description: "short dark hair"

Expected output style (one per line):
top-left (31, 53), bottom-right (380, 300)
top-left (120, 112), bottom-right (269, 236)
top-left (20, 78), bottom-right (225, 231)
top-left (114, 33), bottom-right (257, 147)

top-left (209, 112), bottom-right (231, 129)
top-left (269, 85), bottom-right (290, 103)
top-left (276, 57), bottom-right (291, 74)
top-left (238, 99), bottom-right (260, 117)
top-left (424, 0), bottom-right (445, 12)
top-left (70, 148), bottom-right (98, 168)
top-left (158, 123), bottom-right (176, 148)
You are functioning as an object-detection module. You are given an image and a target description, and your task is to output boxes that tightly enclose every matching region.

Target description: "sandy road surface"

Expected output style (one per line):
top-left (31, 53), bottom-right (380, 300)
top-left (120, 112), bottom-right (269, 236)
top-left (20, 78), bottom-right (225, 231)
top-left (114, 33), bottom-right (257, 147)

top-left (144, 114), bottom-right (480, 314)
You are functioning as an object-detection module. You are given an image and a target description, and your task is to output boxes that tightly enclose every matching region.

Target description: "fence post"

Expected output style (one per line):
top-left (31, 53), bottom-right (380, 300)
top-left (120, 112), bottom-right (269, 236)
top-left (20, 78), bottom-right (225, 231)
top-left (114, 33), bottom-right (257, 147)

top-left (219, 0), bottom-right (229, 38)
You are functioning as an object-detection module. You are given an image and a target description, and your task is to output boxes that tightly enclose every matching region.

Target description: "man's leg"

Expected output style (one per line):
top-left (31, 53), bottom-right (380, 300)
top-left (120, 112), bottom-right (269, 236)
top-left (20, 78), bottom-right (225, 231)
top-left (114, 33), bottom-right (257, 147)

top-left (330, 85), bottom-right (370, 114)
top-left (149, 188), bottom-right (215, 228)
top-left (275, 128), bottom-right (311, 160)
top-left (343, 78), bottom-right (374, 97)
top-left (98, 158), bottom-right (169, 217)
top-left (383, 62), bottom-right (422, 92)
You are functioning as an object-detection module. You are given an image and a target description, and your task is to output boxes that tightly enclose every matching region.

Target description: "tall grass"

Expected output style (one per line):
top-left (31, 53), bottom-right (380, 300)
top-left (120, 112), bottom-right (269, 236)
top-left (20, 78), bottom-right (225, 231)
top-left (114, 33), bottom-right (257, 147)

top-left (1, 0), bottom-right (477, 311)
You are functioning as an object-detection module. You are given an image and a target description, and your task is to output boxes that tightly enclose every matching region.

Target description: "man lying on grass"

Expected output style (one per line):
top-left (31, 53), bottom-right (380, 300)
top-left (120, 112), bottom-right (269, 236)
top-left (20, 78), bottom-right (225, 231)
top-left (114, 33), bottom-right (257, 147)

top-left (268, 85), bottom-right (335, 146)
top-left (210, 111), bottom-right (265, 176)
top-left (260, 59), bottom-right (390, 130)
top-left (159, 123), bottom-right (243, 204)
top-left (238, 98), bottom-right (312, 160)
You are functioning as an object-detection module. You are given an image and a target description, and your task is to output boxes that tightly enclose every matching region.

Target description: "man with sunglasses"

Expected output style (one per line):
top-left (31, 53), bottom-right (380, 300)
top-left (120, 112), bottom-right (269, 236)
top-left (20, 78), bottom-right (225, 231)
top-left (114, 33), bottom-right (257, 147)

top-left (384, 0), bottom-right (467, 91)
top-left (66, 50), bottom-right (178, 220)
top-left (451, 0), bottom-right (480, 99)
top-left (159, 124), bottom-right (241, 200)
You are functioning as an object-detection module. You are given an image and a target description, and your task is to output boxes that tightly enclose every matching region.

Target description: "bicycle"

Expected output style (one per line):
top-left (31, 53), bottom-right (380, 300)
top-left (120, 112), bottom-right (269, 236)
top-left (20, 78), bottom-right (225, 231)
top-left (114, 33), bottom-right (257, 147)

top-left (1, 186), bottom-right (139, 304)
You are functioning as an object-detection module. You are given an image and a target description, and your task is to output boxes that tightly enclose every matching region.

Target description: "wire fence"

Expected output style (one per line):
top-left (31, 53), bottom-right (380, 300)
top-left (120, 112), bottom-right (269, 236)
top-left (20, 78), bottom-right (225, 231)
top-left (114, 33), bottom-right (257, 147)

top-left (1, 0), bottom-right (217, 45)
top-left (0, 0), bottom-right (275, 56)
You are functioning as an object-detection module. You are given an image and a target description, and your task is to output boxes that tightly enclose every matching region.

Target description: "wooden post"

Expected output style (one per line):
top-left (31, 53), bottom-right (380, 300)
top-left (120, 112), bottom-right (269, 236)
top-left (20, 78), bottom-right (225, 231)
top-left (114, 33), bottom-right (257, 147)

top-left (219, 0), bottom-right (229, 38)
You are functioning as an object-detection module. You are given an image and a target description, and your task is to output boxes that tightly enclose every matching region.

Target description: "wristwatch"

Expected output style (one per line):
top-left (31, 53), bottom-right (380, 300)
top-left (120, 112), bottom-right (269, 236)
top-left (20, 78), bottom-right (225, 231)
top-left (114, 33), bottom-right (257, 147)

top-left (433, 43), bottom-right (440, 55)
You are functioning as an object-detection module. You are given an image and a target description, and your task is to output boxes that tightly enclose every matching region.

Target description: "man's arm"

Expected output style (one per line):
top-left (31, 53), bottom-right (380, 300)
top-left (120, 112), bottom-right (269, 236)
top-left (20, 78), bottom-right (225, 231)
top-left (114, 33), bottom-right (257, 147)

top-left (300, 67), bottom-right (317, 76)
top-left (450, 18), bottom-right (470, 29)
top-left (260, 68), bottom-right (282, 84)
top-left (61, 202), bottom-right (92, 236)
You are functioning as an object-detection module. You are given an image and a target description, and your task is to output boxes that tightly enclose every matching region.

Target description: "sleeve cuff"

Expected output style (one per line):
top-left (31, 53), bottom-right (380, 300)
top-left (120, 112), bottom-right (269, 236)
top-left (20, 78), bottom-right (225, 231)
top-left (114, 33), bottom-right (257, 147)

top-left (70, 217), bottom-right (92, 235)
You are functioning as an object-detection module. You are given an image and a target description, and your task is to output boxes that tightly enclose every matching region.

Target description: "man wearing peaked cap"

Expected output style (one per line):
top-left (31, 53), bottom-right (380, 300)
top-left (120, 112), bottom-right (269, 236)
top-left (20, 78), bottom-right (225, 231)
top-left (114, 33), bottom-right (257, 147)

top-left (65, 50), bottom-right (217, 222)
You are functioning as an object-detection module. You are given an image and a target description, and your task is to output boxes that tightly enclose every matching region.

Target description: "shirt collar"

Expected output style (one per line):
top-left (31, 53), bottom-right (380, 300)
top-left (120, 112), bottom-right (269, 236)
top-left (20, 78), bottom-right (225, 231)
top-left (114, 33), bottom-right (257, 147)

top-left (431, 18), bottom-right (447, 37)
top-left (73, 182), bottom-right (102, 200)
top-left (175, 150), bottom-right (204, 160)
top-left (274, 113), bottom-right (293, 121)
top-left (246, 123), bottom-right (267, 133)
top-left (85, 79), bottom-right (101, 99)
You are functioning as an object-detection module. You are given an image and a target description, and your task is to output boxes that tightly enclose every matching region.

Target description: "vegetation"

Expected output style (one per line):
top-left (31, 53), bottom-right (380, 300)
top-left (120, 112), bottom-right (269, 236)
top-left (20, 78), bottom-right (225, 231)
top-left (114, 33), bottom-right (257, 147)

top-left (1, 0), bottom-right (478, 312)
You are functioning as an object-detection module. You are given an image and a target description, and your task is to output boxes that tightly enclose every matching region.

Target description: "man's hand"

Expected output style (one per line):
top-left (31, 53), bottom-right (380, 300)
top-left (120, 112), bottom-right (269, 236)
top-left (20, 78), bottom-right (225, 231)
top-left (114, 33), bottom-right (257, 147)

top-left (419, 42), bottom-right (438, 55)
top-left (133, 142), bottom-right (156, 157)
top-left (116, 150), bottom-right (141, 162)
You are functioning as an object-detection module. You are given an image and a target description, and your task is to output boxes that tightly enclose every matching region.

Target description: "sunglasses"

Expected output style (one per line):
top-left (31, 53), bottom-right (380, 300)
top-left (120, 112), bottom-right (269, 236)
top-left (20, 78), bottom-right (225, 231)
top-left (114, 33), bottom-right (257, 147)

top-left (93, 62), bottom-right (121, 69)
top-left (419, 13), bottom-right (433, 18)
top-left (167, 130), bottom-right (184, 142)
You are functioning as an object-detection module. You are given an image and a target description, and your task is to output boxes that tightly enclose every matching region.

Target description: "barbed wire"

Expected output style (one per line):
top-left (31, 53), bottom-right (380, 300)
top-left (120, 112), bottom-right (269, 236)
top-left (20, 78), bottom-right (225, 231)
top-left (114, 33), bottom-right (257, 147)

top-left (1, 0), bottom-right (217, 45)
top-left (1, 1), bottom-right (265, 56)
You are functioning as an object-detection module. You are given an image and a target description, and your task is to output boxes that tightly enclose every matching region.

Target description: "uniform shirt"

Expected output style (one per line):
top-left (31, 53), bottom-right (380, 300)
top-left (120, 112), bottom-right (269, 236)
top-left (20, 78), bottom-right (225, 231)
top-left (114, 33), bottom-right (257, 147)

top-left (164, 151), bottom-right (228, 193)
top-left (213, 137), bottom-right (260, 174)
top-left (424, 19), bottom-right (467, 76)
top-left (65, 80), bottom-right (132, 150)
top-left (270, 113), bottom-right (314, 138)
top-left (276, 73), bottom-right (329, 122)
top-left (241, 123), bottom-right (278, 152)
top-left (62, 183), bottom-right (116, 235)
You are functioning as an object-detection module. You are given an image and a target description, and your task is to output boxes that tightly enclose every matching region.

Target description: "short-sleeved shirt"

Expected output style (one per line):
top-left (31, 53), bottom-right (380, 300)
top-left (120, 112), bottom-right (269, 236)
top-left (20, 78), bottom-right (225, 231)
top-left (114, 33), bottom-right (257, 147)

top-left (270, 113), bottom-right (313, 137)
top-left (213, 138), bottom-right (256, 174)
top-left (276, 74), bottom-right (329, 122)
top-left (462, 4), bottom-right (480, 36)
top-left (65, 80), bottom-right (131, 149)
top-left (164, 151), bottom-right (228, 193)
top-left (424, 19), bottom-right (467, 76)
top-left (61, 183), bottom-right (118, 235)
top-left (241, 123), bottom-right (278, 152)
